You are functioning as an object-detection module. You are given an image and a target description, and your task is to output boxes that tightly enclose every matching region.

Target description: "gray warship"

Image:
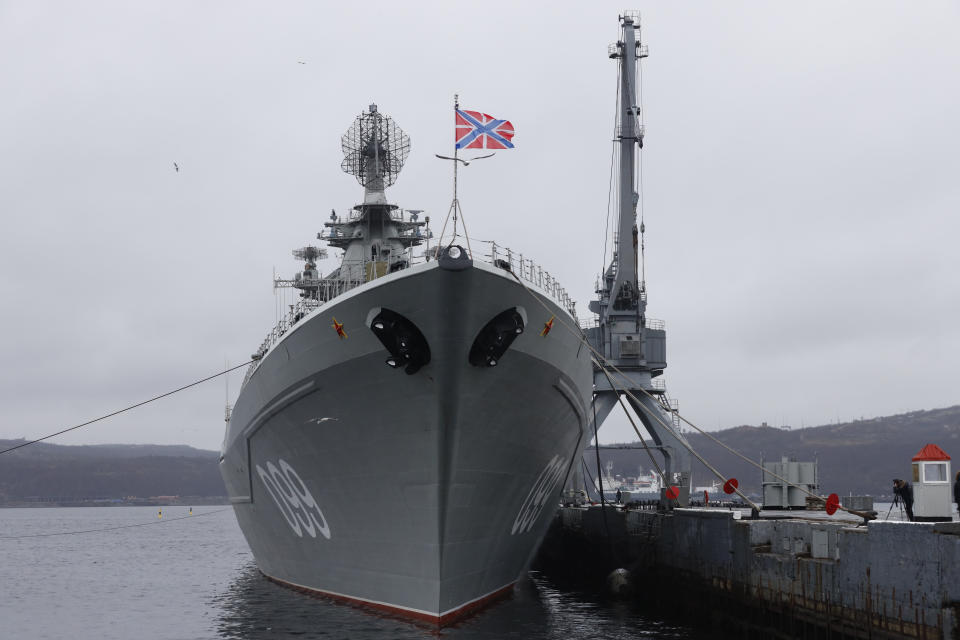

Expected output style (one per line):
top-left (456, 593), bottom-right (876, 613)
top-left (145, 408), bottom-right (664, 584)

top-left (219, 102), bottom-right (593, 624)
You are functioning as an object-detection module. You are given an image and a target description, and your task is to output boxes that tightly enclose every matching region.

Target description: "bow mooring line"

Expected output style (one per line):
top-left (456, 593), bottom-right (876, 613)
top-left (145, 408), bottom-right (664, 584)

top-left (0, 360), bottom-right (253, 456)
top-left (506, 268), bottom-right (873, 521)
top-left (0, 507), bottom-right (232, 540)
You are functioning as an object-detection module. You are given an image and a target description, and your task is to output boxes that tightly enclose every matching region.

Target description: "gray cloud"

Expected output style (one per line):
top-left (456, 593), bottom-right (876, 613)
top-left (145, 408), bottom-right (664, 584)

top-left (1, 2), bottom-right (957, 450)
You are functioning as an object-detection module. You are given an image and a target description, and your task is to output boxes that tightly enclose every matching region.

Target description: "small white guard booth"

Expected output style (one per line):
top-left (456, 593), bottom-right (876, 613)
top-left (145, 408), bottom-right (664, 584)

top-left (911, 443), bottom-right (952, 522)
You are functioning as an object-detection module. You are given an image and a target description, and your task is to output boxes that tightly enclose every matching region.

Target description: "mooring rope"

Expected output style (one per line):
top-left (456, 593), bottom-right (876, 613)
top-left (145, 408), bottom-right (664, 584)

top-left (0, 361), bottom-right (253, 457)
top-left (508, 269), bottom-right (869, 518)
top-left (508, 267), bottom-right (755, 506)
top-left (593, 358), bottom-right (760, 510)
top-left (590, 392), bottom-right (619, 563)
top-left (580, 458), bottom-right (600, 501)
top-left (596, 362), bottom-right (665, 483)
top-left (509, 271), bottom-right (759, 511)
top-left (0, 507), bottom-right (232, 540)
top-left (606, 371), bottom-right (868, 518)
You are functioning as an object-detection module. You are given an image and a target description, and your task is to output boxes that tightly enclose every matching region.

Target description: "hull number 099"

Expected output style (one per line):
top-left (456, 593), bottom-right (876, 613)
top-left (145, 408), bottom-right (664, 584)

top-left (256, 459), bottom-right (331, 539)
top-left (511, 454), bottom-right (567, 535)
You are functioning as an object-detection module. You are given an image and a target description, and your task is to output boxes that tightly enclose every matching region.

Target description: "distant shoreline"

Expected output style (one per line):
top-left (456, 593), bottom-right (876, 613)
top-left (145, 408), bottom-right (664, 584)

top-left (1, 497), bottom-right (229, 508)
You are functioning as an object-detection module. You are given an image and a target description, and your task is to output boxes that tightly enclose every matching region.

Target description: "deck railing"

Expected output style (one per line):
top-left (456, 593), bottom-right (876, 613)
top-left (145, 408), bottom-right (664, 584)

top-left (242, 297), bottom-right (324, 386)
top-left (579, 315), bottom-right (665, 331)
top-left (242, 243), bottom-right (580, 387)
top-left (486, 242), bottom-right (578, 320)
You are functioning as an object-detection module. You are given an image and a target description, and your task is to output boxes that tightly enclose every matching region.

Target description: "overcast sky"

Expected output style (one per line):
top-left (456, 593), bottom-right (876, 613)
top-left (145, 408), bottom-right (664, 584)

top-left (1, 1), bottom-right (958, 451)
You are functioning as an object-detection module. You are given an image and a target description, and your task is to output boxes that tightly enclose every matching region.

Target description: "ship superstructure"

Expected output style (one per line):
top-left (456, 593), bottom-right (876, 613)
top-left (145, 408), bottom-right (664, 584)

top-left (221, 103), bottom-right (592, 625)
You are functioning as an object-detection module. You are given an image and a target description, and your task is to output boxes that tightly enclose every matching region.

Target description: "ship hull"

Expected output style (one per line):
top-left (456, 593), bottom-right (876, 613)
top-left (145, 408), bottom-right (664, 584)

top-left (220, 259), bottom-right (592, 624)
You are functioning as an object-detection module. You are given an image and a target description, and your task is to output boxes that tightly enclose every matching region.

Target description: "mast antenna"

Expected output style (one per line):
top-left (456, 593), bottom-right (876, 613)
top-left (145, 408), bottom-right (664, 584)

top-left (436, 94), bottom-right (474, 257)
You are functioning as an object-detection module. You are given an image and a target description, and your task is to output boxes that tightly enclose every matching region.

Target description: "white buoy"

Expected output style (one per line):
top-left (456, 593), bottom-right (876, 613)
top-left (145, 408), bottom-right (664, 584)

top-left (607, 567), bottom-right (631, 595)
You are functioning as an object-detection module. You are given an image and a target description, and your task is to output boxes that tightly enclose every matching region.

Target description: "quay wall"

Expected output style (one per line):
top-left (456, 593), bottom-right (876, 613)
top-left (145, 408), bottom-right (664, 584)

top-left (540, 507), bottom-right (960, 639)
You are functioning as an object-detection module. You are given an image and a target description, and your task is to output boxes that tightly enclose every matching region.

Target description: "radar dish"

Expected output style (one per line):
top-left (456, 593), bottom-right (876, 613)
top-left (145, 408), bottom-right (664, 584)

top-left (292, 246), bottom-right (328, 263)
top-left (341, 104), bottom-right (410, 190)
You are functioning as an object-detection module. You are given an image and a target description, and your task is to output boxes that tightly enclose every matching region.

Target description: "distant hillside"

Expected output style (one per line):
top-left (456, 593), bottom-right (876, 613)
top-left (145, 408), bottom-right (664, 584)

top-left (587, 405), bottom-right (960, 499)
top-left (4, 404), bottom-right (958, 504)
top-left (0, 440), bottom-right (224, 504)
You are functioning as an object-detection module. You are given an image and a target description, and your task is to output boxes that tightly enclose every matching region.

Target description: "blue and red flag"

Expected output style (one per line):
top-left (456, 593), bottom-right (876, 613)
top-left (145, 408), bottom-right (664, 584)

top-left (455, 109), bottom-right (515, 150)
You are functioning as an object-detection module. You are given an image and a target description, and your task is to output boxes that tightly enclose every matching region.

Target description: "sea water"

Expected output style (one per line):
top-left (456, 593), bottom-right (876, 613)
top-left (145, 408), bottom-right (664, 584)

top-left (0, 507), bottom-right (701, 640)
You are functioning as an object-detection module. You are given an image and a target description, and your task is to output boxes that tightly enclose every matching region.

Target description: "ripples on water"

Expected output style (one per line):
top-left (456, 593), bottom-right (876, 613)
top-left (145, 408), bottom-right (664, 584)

top-left (1, 507), bottom-right (700, 639)
top-left (213, 564), bottom-right (696, 640)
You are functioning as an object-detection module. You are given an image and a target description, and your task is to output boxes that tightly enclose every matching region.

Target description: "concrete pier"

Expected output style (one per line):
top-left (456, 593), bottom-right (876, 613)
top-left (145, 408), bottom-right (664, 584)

top-left (537, 506), bottom-right (960, 639)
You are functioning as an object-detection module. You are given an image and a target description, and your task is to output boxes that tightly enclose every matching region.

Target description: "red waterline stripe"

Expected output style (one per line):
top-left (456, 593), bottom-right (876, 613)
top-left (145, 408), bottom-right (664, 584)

top-left (263, 572), bottom-right (515, 627)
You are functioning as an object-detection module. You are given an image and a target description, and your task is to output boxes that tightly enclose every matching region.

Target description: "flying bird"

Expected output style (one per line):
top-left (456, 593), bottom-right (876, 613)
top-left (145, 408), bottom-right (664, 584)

top-left (297, 60), bottom-right (307, 65)
top-left (305, 416), bottom-right (339, 425)
top-left (434, 152), bottom-right (495, 166)
top-left (173, 162), bottom-right (179, 172)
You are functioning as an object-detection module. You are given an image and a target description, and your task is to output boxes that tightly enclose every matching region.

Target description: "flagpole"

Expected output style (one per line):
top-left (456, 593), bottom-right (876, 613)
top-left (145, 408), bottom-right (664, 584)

top-left (452, 95), bottom-right (473, 257)
top-left (436, 94), bottom-right (472, 257)
top-left (452, 94), bottom-right (459, 242)
top-left (437, 95), bottom-right (459, 251)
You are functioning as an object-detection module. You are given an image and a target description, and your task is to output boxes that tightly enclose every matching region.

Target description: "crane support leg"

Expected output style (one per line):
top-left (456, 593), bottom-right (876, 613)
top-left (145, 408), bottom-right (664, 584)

top-left (626, 393), bottom-right (692, 507)
top-left (566, 392), bottom-right (619, 498)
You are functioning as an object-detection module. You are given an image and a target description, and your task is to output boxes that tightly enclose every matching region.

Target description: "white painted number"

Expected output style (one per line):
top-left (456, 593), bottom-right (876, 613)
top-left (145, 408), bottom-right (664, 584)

top-left (256, 458), bottom-right (331, 539)
top-left (511, 454), bottom-right (567, 535)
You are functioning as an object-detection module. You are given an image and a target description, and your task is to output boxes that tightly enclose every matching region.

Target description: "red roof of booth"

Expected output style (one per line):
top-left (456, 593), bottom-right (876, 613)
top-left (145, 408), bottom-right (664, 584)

top-left (912, 444), bottom-right (951, 461)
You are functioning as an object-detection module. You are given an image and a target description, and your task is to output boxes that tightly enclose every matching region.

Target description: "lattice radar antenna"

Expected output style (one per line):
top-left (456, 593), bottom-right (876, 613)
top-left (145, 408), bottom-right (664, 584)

top-left (292, 246), bottom-right (327, 263)
top-left (340, 104), bottom-right (410, 190)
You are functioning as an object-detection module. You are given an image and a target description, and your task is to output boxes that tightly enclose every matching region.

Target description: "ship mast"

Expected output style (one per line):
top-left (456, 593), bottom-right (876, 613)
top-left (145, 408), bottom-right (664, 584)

top-left (583, 12), bottom-right (692, 507)
top-left (264, 104), bottom-right (429, 362)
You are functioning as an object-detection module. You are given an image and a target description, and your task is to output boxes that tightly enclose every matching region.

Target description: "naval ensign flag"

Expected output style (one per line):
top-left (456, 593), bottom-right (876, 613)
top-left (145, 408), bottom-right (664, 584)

top-left (454, 109), bottom-right (515, 150)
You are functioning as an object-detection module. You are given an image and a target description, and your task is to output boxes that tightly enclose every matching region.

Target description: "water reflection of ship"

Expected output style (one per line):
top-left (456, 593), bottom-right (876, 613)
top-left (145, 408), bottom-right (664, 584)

top-left (212, 562), bottom-right (686, 639)
top-left (212, 561), bottom-right (550, 639)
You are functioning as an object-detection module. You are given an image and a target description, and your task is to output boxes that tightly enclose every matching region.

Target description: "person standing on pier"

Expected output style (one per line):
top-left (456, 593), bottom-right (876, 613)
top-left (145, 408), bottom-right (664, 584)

top-left (953, 471), bottom-right (960, 514)
top-left (893, 479), bottom-right (915, 521)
